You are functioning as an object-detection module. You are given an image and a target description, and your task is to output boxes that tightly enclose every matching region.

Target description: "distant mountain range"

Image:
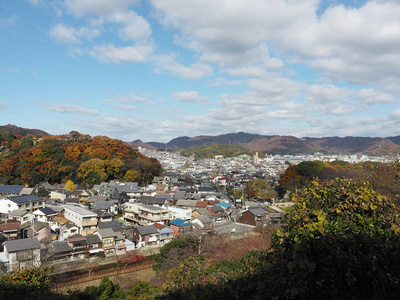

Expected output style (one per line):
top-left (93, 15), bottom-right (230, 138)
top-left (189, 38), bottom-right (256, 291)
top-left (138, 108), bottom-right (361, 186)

top-left (130, 132), bottom-right (400, 155)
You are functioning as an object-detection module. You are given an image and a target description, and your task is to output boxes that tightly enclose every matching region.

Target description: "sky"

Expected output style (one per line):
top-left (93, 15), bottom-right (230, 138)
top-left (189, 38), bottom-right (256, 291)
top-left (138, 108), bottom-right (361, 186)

top-left (1, 0), bottom-right (400, 143)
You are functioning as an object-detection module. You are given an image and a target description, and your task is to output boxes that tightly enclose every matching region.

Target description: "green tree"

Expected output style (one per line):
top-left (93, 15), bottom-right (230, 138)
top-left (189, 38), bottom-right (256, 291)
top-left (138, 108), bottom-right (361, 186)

top-left (297, 160), bottom-right (326, 179)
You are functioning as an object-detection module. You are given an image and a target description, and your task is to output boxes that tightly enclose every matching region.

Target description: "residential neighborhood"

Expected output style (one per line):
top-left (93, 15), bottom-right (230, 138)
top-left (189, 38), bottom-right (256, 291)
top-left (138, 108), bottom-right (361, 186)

top-left (0, 147), bottom-right (391, 274)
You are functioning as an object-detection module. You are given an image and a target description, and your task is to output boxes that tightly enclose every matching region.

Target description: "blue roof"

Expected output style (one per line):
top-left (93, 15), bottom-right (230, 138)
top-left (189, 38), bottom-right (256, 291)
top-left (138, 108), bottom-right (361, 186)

top-left (0, 185), bottom-right (25, 194)
top-left (7, 195), bottom-right (43, 204)
top-left (215, 202), bottom-right (231, 209)
top-left (170, 218), bottom-right (192, 227)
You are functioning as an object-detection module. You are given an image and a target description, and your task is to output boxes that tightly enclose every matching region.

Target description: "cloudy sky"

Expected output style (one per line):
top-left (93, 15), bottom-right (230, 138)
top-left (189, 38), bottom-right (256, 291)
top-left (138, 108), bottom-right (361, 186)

top-left (1, 0), bottom-right (400, 142)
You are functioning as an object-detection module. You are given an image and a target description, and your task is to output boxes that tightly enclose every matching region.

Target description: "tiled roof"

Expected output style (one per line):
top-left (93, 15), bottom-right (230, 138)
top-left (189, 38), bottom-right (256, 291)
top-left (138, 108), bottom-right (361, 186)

top-left (86, 234), bottom-right (102, 244)
top-left (98, 220), bottom-right (122, 230)
top-left (0, 222), bottom-right (20, 232)
top-left (170, 218), bottom-right (192, 227)
top-left (4, 237), bottom-right (41, 252)
top-left (50, 241), bottom-right (72, 253)
top-left (137, 224), bottom-right (158, 235)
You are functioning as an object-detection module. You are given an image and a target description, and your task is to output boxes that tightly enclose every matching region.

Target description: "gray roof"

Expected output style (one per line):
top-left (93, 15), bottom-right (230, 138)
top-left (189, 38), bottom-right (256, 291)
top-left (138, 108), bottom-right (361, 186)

top-left (0, 185), bottom-right (25, 194)
top-left (86, 234), bottom-right (102, 244)
top-left (50, 241), bottom-right (72, 253)
top-left (91, 209), bottom-right (113, 218)
top-left (137, 224), bottom-right (158, 235)
top-left (195, 207), bottom-right (213, 217)
top-left (248, 207), bottom-right (269, 216)
top-left (4, 237), bottom-right (41, 252)
top-left (115, 231), bottom-right (124, 241)
top-left (174, 191), bottom-right (186, 200)
top-left (196, 215), bottom-right (212, 224)
top-left (8, 210), bottom-right (30, 217)
top-left (98, 220), bottom-right (122, 230)
top-left (137, 196), bottom-right (156, 205)
top-left (176, 199), bottom-right (197, 207)
top-left (6, 195), bottom-right (43, 204)
top-left (98, 228), bottom-right (116, 238)
top-left (92, 201), bottom-right (117, 210)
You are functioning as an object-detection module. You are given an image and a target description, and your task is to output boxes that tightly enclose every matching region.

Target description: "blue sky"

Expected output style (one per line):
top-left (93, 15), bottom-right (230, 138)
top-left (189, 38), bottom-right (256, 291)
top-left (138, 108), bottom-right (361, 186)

top-left (1, 0), bottom-right (400, 142)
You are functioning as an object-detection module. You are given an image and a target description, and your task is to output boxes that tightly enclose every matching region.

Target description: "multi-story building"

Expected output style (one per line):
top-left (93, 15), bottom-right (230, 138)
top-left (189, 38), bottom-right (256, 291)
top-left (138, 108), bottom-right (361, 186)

top-left (64, 206), bottom-right (98, 236)
top-left (124, 203), bottom-right (169, 226)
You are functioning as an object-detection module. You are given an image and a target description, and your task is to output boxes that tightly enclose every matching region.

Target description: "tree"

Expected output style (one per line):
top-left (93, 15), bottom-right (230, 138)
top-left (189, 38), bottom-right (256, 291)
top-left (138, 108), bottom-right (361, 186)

top-left (64, 179), bottom-right (76, 191)
top-left (78, 158), bottom-right (108, 187)
top-left (297, 160), bottom-right (326, 179)
top-left (118, 252), bottom-right (144, 270)
top-left (124, 170), bottom-right (141, 182)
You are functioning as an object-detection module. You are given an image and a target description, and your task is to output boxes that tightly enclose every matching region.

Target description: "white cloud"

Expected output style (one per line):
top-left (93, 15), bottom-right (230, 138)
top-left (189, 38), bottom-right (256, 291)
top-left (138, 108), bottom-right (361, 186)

top-left (172, 91), bottom-right (208, 103)
top-left (0, 102), bottom-right (6, 110)
top-left (305, 84), bottom-right (352, 103)
top-left (40, 102), bottom-right (98, 115)
top-left (50, 23), bottom-right (101, 44)
top-left (154, 54), bottom-right (213, 79)
top-left (114, 104), bottom-right (140, 111)
top-left (50, 24), bottom-right (81, 44)
top-left (89, 43), bottom-right (153, 63)
top-left (210, 77), bottom-right (242, 87)
top-left (110, 11), bottom-right (152, 42)
top-left (65, 0), bottom-right (139, 17)
top-left (249, 77), bottom-right (302, 102)
top-left (355, 88), bottom-right (398, 104)
top-left (104, 93), bottom-right (148, 103)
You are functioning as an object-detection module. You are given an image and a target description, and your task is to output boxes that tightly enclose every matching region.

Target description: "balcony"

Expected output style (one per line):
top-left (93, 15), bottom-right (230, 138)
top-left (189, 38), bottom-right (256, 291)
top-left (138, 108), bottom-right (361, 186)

top-left (81, 220), bottom-right (97, 227)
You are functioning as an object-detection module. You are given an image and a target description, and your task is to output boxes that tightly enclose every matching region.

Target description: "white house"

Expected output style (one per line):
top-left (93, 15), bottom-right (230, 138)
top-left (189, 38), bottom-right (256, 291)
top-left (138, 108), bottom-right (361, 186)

top-left (3, 237), bottom-right (41, 272)
top-left (0, 195), bottom-right (45, 215)
top-left (169, 206), bottom-right (192, 220)
top-left (64, 206), bottom-right (98, 236)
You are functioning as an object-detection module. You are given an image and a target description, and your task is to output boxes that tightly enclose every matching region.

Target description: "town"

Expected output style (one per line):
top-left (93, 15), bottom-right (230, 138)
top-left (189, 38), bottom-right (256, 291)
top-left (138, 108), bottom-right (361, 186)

top-left (0, 146), bottom-right (391, 276)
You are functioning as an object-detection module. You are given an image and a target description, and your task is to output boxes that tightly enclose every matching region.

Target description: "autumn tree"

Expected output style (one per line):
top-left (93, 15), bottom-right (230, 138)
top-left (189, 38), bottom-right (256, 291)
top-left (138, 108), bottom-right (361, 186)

top-left (124, 169), bottom-right (141, 182)
top-left (64, 179), bottom-right (76, 191)
top-left (78, 158), bottom-right (108, 187)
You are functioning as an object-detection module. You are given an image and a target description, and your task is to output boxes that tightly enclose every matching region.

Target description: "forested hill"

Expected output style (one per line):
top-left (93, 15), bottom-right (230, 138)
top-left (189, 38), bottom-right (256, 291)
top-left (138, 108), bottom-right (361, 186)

top-left (132, 132), bottom-right (400, 155)
top-left (180, 144), bottom-right (256, 159)
top-left (0, 131), bottom-right (162, 187)
top-left (0, 124), bottom-right (50, 137)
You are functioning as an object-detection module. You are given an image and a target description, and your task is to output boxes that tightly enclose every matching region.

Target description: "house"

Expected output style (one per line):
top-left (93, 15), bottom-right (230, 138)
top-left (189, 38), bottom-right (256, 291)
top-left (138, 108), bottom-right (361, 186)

top-left (169, 206), bottom-right (192, 220)
top-left (192, 207), bottom-right (213, 219)
top-left (175, 199), bottom-right (197, 210)
top-left (124, 203), bottom-right (169, 226)
top-left (78, 189), bottom-right (97, 204)
top-left (7, 210), bottom-right (34, 224)
top-left (92, 209), bottom-right (113, 222)
top-left (85, 234), bottom-right (103, 254)
top-left (64, 206), bottom-right (98, 236)
top-left (66, 234), bottom-right (87, 258)
top-left (192, 216), bottom-right (213, 232)
top-left (91, 200), bottom-right (119, 215)
top-left (3, 237), bottom-right (41, 272)
top-left (238, 208), bottom-right (269, 227)
top-left (132, 225), bottom-right (160, 248)
top-left (0, 195), bottom-right (45, 214)
top-left (170, 218), bottom-right (193, 237)
top-left (59, 223), bottom-right (80, 241)
top-left (32, 207), bottom-right (58, 223)
top-left (0, 222), bottom-right (21, 240)
top-left (153, 223), bottom-right (174, 245)
top-left (50, 189), bottom-right (73, 201)
top-left (208, 205), bottom-right (228, 222)
top-left (47, 240), bottom-right (72, 262)
top-left (0, 185), bottom-right (26, 196)
top-left (97, 228), bottom-right (126, 255)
